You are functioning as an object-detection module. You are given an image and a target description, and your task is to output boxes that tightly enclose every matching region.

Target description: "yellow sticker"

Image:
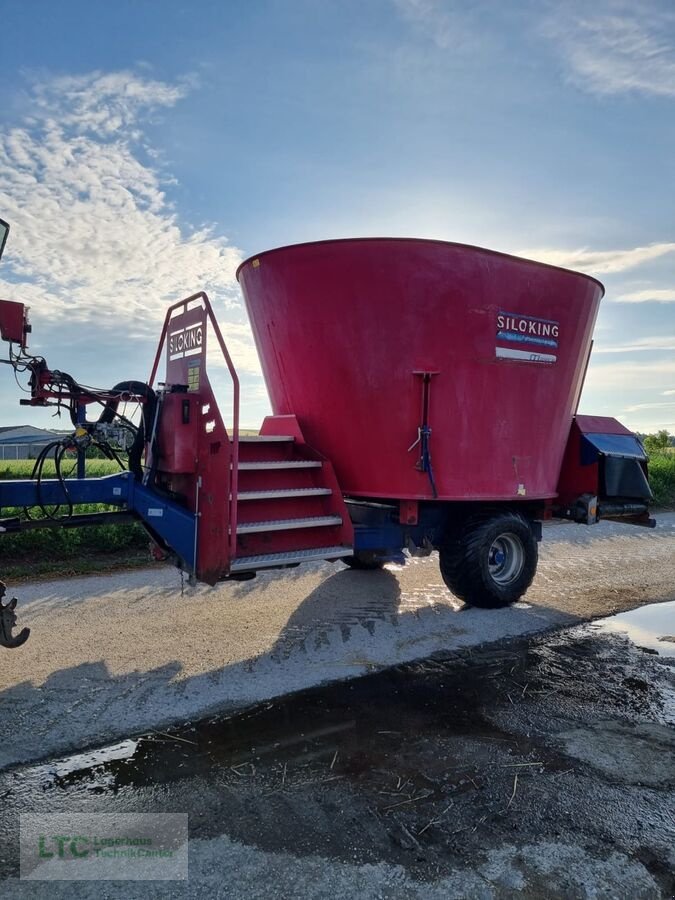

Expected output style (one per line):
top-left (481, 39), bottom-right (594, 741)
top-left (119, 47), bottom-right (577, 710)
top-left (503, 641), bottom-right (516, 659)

top-left (187, 362), bottom-right (200, 392)
top-left (251, 259), bottom-right (260, 268)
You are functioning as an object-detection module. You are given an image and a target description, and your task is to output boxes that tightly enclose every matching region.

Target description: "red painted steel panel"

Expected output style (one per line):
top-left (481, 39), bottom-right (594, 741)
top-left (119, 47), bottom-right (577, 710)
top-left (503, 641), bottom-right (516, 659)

top-left (0, 299), bottom-right (29, 347)
top-left (575, 415), bottom-right (633, 436)
top-left (157, 393), bottom-right (198, 473)
top-left (237, 238), bottom-right (604, 501)
top-left (556, 419), bottom-right (599, 505)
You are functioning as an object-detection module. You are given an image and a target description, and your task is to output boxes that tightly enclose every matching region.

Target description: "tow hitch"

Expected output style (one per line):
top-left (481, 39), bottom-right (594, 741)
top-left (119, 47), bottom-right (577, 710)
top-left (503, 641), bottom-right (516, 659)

top-left (0, 582), bottom-right (30, 648)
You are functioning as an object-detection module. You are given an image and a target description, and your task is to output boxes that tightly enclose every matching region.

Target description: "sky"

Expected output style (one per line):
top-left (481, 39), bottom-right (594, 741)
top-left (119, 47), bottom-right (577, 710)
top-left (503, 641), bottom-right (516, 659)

top-left (0, 0), bottom-right (674, 433)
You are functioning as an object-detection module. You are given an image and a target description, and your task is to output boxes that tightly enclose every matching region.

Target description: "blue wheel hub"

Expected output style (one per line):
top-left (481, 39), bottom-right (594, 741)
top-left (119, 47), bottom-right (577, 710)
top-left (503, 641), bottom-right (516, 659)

top-left (490, 548), bottom-right (506, 566)
top-left (488, 533), bottom-right (525, 585)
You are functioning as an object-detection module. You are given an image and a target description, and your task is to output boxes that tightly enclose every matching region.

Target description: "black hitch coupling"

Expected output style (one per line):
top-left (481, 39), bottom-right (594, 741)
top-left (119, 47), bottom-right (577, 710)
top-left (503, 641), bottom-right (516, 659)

top-left (0, 581), bottom-right (30, 648)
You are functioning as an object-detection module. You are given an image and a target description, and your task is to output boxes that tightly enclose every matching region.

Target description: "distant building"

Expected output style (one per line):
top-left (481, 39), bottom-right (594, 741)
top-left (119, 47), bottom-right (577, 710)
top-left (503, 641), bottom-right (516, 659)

top-left (0, 425), bottom-right (62, 460)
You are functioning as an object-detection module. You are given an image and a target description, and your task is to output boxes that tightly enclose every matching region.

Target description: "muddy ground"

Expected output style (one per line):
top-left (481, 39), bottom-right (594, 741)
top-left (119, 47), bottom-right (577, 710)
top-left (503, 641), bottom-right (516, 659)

top-left (2, 515), bottom-right (675, 771)
top-left (0, 516), bottom-right (674, 897)
top-left (0, 606), bottom-right (674, 898)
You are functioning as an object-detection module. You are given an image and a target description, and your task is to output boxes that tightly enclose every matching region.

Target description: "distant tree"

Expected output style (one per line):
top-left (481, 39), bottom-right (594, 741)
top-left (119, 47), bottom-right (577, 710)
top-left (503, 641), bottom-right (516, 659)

top-left (644, 430), bottom-right (671, 456)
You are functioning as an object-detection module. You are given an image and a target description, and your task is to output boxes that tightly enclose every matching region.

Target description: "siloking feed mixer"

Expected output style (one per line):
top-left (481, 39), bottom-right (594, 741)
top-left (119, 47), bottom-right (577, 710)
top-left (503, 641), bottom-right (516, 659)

top-left (237, 238), bottom-right (654, 603)
top-left (0, 223), bottom-right (655, 648)
top-left (238, 238), bottom-right (601, 502)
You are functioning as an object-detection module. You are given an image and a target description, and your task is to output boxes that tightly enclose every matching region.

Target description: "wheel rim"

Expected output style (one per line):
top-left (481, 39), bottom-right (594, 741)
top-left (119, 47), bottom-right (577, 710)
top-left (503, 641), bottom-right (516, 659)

top-left (488, 532), bottom-right (525, 585)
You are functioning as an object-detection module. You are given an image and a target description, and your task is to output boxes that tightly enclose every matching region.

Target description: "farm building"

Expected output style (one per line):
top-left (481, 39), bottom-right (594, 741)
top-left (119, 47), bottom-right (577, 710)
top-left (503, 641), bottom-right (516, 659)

top-left (0, 425), bottom-right (62, 460)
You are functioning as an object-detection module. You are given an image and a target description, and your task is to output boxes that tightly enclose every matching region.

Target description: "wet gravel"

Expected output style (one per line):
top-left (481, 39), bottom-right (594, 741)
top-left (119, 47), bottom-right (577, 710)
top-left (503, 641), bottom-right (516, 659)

top-left (1, 604), bottom-right (673, 898)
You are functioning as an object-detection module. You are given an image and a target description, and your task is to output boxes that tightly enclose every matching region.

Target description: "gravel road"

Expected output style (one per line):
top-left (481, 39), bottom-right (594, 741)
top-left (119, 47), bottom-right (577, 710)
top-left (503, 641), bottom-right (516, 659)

top-left (0, 514), bottom-right (674, 898)
top-left (1, 514), bottom-right (674, 770)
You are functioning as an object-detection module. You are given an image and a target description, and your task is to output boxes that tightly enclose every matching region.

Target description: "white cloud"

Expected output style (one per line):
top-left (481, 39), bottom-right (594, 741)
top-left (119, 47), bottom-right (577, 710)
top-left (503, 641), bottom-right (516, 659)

top-left (614, 288), bottom-right (675, 303)
top-left (585, 359), bottom-right (675, 390)
top-left (32, 70), bottom-right (191, 136)
top-left (392, 0), bottom-right (482, 51)
top-left (205, 322), bottom-right (263, 377)
top-left (544, 3), bottom-right (675, 97)
top-left (0, 70), bottom-right (259, 372)
top-left (622, 400), bottom-right (675, 413)
top-left (517, 242), bottom-right (675, 276)
top-left (594, 336), bottom-right (675, 354)
top-left (583, 359), bottom-right (675, 430)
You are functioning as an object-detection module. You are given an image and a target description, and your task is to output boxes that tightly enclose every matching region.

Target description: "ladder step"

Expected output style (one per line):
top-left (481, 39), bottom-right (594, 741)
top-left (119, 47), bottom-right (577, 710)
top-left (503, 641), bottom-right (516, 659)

top-left (231, 545), bottom-right (350, 572)
top-left (238, 460), bottom-right (322, 470)
top-left (237, 515), bottom-right (342, 534)
top-left (236, 435), bottom-right (295, 443)
top-left (238, 487), bottom-right (332, 501)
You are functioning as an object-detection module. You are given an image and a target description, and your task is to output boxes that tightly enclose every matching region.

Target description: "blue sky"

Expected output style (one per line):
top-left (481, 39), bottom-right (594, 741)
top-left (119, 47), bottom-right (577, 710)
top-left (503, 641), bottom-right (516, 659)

top-left (1, 0), bottom-right (674, 432)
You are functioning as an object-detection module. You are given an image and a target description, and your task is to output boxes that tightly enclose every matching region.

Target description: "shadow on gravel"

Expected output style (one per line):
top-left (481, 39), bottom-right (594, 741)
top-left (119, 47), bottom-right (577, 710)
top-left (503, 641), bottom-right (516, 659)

top-left (0, 620), bottom-right (673, 896)
top-left (16, 553), bottom-right (347, 613)
top-left (0, 566), bottom-right (582, 772)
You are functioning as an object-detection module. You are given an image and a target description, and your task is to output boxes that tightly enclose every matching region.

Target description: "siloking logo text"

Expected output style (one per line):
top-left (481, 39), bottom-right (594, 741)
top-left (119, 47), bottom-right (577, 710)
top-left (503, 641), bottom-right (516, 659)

top-left (169, 322), bottom-right (204, 360)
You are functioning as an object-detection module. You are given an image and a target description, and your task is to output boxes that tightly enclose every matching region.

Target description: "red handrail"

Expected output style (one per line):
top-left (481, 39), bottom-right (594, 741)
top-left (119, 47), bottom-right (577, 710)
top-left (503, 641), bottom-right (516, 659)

top-left (148, 291), bottom-right (240, 565)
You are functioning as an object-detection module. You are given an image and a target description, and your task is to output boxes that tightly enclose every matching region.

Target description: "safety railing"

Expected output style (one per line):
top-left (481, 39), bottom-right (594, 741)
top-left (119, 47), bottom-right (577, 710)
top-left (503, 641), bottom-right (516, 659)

top-left (148, 291), bottom-right (240, 568)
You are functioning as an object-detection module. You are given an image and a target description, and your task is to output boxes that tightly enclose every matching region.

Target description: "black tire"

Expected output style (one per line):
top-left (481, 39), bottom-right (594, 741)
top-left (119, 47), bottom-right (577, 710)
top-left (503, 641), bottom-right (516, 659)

top-left (344, 553), bottom-right (385, 571)
top-left (439, 512), bottom-right (538, 608)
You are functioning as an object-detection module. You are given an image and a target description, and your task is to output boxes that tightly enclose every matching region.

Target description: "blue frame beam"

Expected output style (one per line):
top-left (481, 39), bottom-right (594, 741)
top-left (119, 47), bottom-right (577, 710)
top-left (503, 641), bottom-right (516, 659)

top-left (131, 482), bottom-right (197, 573)
top-left (0, 472), bottom-right (198, 574)
top-left (0, 472), bottom-right (133, 508)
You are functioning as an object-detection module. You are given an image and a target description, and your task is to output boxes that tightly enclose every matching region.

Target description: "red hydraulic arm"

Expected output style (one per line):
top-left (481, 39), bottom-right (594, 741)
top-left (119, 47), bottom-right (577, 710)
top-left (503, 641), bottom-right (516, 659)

top-left (0, 298), bottom-right (148, 414)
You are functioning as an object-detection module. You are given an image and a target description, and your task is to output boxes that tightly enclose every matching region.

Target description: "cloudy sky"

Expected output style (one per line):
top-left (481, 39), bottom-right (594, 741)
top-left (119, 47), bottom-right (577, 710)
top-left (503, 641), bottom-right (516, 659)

top-left (1, 0), bottom-right (674, 432)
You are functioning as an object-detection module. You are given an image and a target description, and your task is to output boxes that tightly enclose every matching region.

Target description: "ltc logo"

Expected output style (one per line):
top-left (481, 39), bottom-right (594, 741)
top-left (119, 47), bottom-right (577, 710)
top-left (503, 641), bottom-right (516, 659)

top-left (169, 322), bottom-right (204, 361)
top-left (39, 834), bottom-right (90, 858)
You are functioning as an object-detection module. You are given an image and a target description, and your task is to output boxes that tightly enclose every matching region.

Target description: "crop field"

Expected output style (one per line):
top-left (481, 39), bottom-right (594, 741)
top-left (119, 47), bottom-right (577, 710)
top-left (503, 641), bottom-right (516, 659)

top-left (0, 460), bottom-right (149, 580)
top-left (0, 459), bottom-right (122, 481)
top-left (649, 452), bottom-right (675, 509)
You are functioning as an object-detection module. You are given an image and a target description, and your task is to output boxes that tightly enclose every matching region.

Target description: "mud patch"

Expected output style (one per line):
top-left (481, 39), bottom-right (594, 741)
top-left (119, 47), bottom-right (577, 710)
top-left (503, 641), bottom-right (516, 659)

top-left (1, 617), bottom-right (674, 896)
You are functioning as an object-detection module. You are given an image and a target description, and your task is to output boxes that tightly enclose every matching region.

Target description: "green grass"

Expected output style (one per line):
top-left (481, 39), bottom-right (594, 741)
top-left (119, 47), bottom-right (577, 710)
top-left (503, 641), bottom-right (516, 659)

top-left (1, 551), bottom-right (153, 583)
top-left (0, 459), bottom-right (149, 579)
top-left (0, 458), bottom-right (122, 480)
top-left (648, 452), bottom-right (675, 509)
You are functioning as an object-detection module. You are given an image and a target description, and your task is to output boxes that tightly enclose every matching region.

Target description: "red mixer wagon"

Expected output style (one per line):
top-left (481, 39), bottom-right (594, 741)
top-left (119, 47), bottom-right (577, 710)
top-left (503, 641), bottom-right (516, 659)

top-left (0, 224), bottom-right (654, 647)
top-left (236, 238), bottom-right (653, 606)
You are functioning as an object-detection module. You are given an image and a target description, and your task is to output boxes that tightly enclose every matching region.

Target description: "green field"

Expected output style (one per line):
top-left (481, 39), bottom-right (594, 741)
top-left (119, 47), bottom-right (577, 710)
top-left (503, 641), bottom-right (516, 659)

top-left (648, 452), bottom-right (675, 509)
top-left (0, 459), bottom-right (149, 581)
top-left (0, 458), bottom-right (122, 481)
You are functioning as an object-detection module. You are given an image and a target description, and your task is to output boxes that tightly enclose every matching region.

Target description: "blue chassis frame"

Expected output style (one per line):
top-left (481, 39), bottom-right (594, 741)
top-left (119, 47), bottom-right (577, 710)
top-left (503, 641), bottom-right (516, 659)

top-left (0, 475), bottom-right (464, 576)
top-left (1, 474), bottom-right (400, 576)
top-left (0, 473), bottom-right (198, 574)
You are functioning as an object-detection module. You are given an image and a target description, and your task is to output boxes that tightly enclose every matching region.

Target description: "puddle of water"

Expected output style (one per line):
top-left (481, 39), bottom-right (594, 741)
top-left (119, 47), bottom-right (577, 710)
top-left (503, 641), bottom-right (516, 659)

top-left (15, 644), bottom-right (540, 798)
top-left (14, 608), bottom-right (674, 798)
top-left (2, 620), bottom-right (674, 884)
top-left (592, 600), bottom-right (675, 657)
top-left (30, 739), bottom-right (139, 781)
